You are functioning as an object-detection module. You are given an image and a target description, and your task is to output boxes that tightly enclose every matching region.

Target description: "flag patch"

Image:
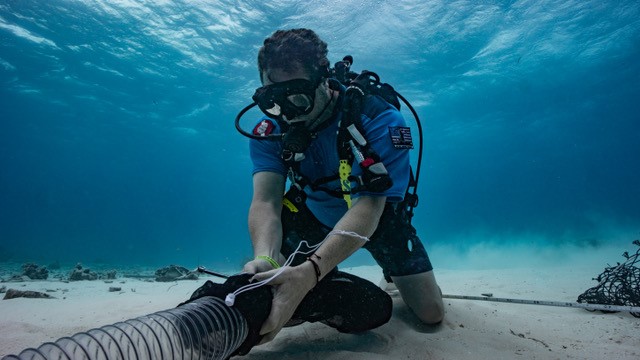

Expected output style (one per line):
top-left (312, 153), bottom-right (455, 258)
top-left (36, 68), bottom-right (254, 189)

top-left (388, 126), bottom-right (413, 149)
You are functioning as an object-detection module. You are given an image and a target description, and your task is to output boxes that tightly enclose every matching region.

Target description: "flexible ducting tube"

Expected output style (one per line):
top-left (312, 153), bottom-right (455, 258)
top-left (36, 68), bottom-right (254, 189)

top-left (2, 296), bottom-right (248, 360)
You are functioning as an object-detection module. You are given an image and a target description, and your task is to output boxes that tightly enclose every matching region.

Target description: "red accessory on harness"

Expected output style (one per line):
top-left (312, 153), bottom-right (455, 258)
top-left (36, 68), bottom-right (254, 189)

top-left (252, 119), bottom-right (276, 136)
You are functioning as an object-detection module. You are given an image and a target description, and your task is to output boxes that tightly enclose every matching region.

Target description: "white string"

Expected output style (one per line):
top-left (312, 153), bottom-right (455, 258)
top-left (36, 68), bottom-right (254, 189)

top-left (329, 229), bottom-right (370, 242)
top-left (225, 240), bottom-right (321, 305)
top-left (225, 229), bottom-right (369, 306)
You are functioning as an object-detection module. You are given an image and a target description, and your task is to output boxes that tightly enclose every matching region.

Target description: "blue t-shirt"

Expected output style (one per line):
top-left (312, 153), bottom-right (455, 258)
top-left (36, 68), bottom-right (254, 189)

top-left (250, 92), bottom-right (411, 227)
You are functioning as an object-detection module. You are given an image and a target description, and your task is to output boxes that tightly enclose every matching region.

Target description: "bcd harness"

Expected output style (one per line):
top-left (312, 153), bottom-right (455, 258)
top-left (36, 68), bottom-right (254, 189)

top-left (281, 70), bottom-right (420, 222)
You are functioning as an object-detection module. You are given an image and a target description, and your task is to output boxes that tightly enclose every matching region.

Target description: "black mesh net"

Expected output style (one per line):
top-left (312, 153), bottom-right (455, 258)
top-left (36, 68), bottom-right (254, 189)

top-left (577, 240), bottom-right (640, 318)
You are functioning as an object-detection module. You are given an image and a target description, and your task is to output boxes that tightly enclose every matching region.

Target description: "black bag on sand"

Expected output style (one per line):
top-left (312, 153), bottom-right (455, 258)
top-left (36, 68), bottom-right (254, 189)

top-left (183, 270), bottom-right (392, 357)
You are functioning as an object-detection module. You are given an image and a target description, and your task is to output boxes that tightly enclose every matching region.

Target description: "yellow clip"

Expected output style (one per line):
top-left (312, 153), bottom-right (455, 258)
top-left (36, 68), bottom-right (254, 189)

top-left (282, 198), bottom-right (299, 212)
top-left (339, 159), bottom-right (352, 209)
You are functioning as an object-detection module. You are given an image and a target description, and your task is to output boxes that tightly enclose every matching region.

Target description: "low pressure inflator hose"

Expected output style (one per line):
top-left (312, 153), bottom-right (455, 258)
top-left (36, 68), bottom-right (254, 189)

top-left (2, 296), bottom-right (248, 360)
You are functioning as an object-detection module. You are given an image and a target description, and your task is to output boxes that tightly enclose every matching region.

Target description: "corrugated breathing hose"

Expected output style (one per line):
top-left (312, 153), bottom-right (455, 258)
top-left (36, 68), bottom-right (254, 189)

top-left (2, 296), bottom-right (248, 360)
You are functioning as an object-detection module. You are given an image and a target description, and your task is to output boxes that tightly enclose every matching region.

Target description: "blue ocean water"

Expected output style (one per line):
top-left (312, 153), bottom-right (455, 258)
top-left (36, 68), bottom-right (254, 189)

top-left (1, 1), bottom-right (639, 270)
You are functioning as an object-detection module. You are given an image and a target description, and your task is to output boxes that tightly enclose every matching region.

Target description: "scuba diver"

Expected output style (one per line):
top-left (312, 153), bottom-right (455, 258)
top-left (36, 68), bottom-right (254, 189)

top-left (231, 28), bottom-right (444, 352)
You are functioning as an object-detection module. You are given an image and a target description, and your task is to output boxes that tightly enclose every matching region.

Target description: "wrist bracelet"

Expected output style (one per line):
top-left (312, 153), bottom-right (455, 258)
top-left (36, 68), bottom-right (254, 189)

top-left (307, 257), bottom-right (322, 285)
top-left (256, 255), bottom-right (280, 269)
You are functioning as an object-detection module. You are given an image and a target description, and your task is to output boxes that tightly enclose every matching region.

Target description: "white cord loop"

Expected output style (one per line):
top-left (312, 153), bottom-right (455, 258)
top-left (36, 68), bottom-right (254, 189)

top-left (225, 229), bottom-right (369, 306)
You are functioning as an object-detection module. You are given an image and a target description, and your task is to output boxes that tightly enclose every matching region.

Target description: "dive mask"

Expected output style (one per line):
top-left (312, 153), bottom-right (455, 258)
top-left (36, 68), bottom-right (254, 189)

top-left (252, 79), bottom-right (320, 124)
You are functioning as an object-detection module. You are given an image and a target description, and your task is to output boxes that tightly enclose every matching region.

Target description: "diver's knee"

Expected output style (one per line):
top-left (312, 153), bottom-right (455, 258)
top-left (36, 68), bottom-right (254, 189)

top-left (392, 271), bottom-right (444, 324)
top-left (424, 306), bottom-right (445, 325)
top-left (415, 297), bottom-right (445, 324)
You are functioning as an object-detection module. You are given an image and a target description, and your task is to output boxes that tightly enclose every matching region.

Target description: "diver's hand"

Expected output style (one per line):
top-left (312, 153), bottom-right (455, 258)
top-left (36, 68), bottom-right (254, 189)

top-left (242, 255), bottom-right (284, 275)
top-left (250, 261), bottom-right (317, 344)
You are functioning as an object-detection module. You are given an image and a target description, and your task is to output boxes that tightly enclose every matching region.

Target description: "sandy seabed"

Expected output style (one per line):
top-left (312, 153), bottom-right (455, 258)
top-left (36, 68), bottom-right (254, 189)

top-left (1, 256), bottom-right (639, 359)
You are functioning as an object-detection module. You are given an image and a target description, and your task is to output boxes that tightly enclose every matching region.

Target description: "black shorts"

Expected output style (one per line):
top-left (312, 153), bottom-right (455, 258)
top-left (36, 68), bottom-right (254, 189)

top-left (280, 196), bottom-right (433, 281)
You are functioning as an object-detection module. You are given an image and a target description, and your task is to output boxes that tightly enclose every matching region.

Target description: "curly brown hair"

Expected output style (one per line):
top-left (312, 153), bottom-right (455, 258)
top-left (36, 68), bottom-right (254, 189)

top-left (258, 28), bottom-right (330, 83)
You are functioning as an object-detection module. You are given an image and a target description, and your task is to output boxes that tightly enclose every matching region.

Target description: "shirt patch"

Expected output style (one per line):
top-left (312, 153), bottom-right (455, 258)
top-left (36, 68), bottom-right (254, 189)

top-left (388, 126), bottom-right (413, 149)
top-left (253, 119), bottom-right (276, 136)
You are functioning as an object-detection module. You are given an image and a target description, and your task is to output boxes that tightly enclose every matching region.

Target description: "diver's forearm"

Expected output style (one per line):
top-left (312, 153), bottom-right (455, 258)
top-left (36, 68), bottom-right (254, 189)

top-left (310, 196), bottom-right (386, 280)
top-left (248, 201), bottom-right (283, 259)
